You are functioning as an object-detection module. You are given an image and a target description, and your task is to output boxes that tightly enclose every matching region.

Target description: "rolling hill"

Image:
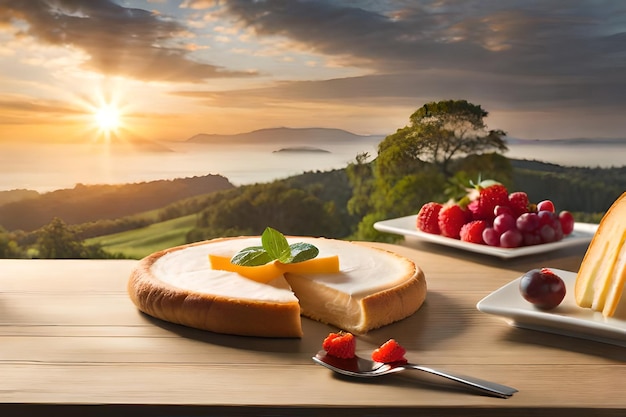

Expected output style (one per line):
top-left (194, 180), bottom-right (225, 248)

top-left (0, 174), bottom-right (234, 232)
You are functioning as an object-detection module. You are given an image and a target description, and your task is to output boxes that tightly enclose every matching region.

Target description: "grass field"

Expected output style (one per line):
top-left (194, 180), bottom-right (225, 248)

top-left (87, 214), bottom-right (197, 259)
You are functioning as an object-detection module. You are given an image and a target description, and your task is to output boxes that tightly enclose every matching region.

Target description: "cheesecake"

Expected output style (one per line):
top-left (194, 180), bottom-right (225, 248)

top-left (128, 236), bottom-right (427, 337)
top-left (575, 192), bottom-right (626, 317)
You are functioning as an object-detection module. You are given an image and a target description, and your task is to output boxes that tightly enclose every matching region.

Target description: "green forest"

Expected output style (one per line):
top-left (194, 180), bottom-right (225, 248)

top-left (1, 100), bottom-right (624, 259)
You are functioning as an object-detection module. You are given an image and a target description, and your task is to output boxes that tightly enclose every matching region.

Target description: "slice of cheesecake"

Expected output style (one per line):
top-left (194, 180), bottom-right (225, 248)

top-left (128, 236), bottom-right (427, 337)
top-left (575, 192), bottom-right (626, 317)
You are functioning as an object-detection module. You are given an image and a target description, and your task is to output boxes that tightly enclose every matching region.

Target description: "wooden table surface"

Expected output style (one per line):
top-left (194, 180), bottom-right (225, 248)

top-left (1, 237), bottom-right (625, 416)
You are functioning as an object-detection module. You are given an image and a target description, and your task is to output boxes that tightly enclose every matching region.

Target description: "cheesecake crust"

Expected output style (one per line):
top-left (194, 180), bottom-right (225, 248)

top-left (128, 241), bottom-right (303, 337)
top-left (128, 237), bottom-right (427, 337)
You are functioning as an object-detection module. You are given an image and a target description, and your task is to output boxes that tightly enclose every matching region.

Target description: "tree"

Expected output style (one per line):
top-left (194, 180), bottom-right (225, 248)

top-left (347, 100), bottom-right (511, 242)
top-left (36, 217), bottom-right (110, 259)
top-left (345, 152), bottom-right (376, 218)
top-left (0, 226), bottom-right (24, 258)
top-left (378, 100), bottom-right (508, 178)
top-left (188, 182), bottom-right (342, 241)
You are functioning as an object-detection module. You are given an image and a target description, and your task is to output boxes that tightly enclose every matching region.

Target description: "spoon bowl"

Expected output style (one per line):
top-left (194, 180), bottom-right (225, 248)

top-left (313, 350), bottom-right (517, 398)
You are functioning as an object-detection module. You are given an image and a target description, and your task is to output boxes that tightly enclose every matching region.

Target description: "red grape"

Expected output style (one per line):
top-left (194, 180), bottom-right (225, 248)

top-left (482, 227), bottom-right (500, 246)
top-left (523, 232), bottom-right (542, 246)
top-left (494, 205), bottom-right (514, 217)
top-left (519, 268), bottom-right (566, 310)
top-left (539, 224), bottom-right (556, 243)
top-left (559, 211), bottom-right (575, 235)
top-left (537, 200), bottom-right (555, 212)
top-left (554, 221), bottom-right (564, 241)
top-left (516, 212), bottom-right (539, 232)
top-left (500, 229), bottom-right (523, 248)
top-left (493, 213), bottom-right (515, 234)
top-left (537, 210), bottom-right (557, 227)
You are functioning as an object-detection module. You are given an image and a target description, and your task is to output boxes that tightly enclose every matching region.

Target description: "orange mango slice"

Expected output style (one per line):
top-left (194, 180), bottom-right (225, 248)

top-left (276, 255), bottom-right (340, 274)
top-left (208, 254), bottom-right (340, 283)
top-left (208, 254), bottom-right (283, 283)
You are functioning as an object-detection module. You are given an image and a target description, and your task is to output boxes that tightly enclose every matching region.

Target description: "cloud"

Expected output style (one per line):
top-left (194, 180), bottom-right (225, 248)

top-left (2, 0), bottom-right (625, 139)
top-left (0, 94), bottom-right (84, 125)
top-left (0, 0), bottom-right (256, 82)
top-left (218, 1), bottom-right (622, 74)
top-left (211, 0), bottom-right (626, 109)
top-left (172, 67), bottom-right (626, 115)
top-left (181, 0), bottom-right (219, 10)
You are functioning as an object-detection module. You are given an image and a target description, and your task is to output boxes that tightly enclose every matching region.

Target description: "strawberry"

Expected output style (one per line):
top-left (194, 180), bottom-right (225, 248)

top-left (371, 339), bottom-right (407, 363)
top-left (508, 191), bottom-right (530, 217)
top-left (416, 202), bottom-right (443, 234)
top-left (468, 182), bottom-right (508, 221)
top-left (322, 332), bottom-right (356, 359)
top-left (459, 220), bottom-right (488, 244)
top-left (438, 204), bottom-right (469, 239)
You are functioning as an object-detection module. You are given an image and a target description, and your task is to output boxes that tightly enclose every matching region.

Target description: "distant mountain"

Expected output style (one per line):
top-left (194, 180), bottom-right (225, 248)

top-left (186, 127), bottom-right (384, 144)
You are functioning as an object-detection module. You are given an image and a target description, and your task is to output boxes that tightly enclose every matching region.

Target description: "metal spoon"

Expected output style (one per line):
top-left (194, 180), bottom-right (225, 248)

top-left (313, 351), bottom-right (517, 398)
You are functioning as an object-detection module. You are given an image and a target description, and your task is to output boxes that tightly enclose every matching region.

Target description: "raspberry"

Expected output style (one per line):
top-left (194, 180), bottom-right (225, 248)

top-left (460, 220), bottom-right (488, 244)
top-left (540, 267), bottom-right (559, 277)
top-left (322, 332), bottom-right (356, 359)
top-left (438, 204), bottom-right (468, 239)
top-left (371, 339), bottom-right (407, 363)
top-left (508, 191), bottom-right (530, 217)
top-left (468, 183), bottom-right (509, 221)
top-left (416, 202), bottom-right (443, 234)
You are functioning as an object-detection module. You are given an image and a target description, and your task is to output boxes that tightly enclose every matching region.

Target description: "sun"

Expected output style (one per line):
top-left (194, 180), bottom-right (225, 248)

top-left (93, 103), bottom-right (122, 133)
top-left (77, 86), bottom-right (134, 144)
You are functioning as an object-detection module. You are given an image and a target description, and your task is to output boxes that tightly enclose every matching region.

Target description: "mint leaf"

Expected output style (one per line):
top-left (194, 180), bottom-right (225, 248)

top-left (262, 227), bottom-right (292, 263)
top-left (289, 242), bottom-right (319, 263)
top-left (229, 227), bottom-right (320, 266)
top-left (230, 246), bottom-right (273, 266)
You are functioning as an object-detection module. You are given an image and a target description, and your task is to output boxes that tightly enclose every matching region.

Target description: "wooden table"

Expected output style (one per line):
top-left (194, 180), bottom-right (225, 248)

top-left (1, 238), bottom-right (624, 416)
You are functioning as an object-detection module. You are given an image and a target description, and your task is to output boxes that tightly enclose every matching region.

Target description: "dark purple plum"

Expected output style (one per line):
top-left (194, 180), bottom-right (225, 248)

top-left (519, 268), bottom-right (566, 310)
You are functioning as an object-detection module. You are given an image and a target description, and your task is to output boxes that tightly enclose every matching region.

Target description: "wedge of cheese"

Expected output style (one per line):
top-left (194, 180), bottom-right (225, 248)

top-left (575, 192), bottom-right (626, 317)
top-left (128, 236), bottom-right (427, 337)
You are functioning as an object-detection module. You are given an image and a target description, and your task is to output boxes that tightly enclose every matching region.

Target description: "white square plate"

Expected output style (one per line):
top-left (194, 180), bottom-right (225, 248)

top-left (373, 215), bottom-right (597, 259)
top-left (477, 269), bottom-right (626, 347)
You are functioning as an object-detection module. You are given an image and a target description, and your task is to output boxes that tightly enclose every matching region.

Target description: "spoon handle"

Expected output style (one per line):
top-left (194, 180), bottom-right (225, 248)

top-left (403, 363), bottom-right (518, 398)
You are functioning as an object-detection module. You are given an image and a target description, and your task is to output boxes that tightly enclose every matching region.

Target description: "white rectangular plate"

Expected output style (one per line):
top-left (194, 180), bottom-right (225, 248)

top-left (373, 215), bottom-right (597, 259)
top-left (477, 269), bottom-right (626, 347)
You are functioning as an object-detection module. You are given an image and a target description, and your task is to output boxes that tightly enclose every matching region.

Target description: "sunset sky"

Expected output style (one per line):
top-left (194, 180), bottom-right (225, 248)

top-left (2, 0), bottom-right (626, 144)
